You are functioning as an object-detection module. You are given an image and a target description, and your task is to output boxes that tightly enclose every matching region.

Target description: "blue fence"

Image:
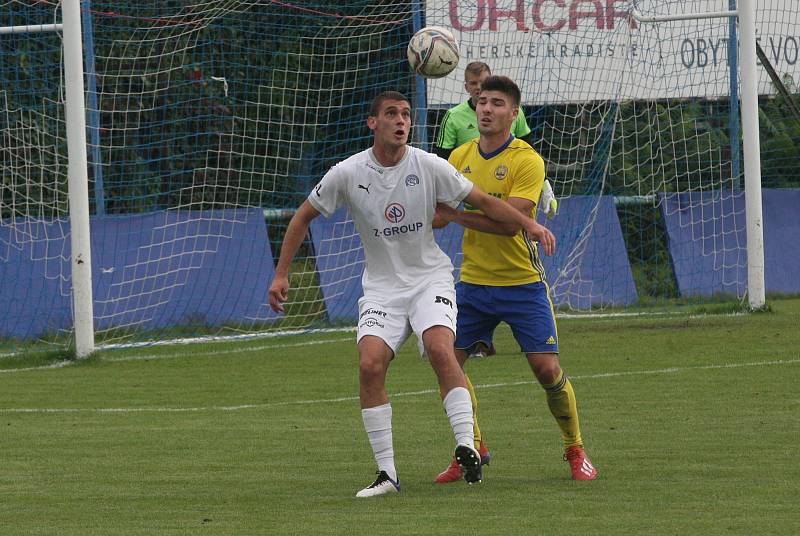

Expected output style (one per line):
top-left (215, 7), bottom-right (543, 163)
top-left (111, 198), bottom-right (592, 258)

top-left (1, 208), bottom-right (276, 339)
top-left (3, 190), bottom-right (799, 339)
top-left (661, 188), bottom-right (800, 297)
top-left (309, 196), bottom-right (638, 318)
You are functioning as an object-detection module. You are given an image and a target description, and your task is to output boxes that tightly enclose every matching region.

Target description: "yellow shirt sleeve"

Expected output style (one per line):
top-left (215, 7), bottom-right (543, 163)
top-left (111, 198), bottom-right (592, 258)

top-left (509, 150), bottom-right (545, 209)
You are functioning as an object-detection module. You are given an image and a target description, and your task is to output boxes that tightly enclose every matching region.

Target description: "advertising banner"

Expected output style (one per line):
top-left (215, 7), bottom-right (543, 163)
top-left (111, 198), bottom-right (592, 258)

top-left (427, 1), bottom-right (798, 105)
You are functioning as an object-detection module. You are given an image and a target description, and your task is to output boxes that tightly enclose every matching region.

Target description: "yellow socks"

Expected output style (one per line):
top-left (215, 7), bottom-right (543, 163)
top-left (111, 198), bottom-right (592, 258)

top-left (464, 372), bottom-right (482, 448)
top-left (543, 369), bottom-right (583, 449)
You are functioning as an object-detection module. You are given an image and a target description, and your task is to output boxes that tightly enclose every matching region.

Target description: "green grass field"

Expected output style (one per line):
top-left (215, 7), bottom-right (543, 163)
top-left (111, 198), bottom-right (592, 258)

top-left (2, 299), bottom-right (799, 535)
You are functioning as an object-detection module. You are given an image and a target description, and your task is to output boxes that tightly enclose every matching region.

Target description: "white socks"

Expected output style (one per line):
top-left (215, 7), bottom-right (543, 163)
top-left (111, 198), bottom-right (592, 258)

top-left (443, 387), bottom-right (475, 449)
top-left (362, 389), bottom-right (473, 481)
top-left (361, 403), bottom-right (396, 481)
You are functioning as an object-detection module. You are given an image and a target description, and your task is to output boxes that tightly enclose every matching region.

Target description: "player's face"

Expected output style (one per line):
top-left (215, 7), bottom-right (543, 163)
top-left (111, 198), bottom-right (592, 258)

top-left (464, 71), bottom-right (490, 103)
top-left (368, 99), bottom-right (412, 149)
top-left (476, 90), bottom-right (518, 136)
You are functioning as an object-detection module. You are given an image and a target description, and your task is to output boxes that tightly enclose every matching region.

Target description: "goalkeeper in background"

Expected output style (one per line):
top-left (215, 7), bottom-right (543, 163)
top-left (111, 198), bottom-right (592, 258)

top-left (433, 75), bottom-right (597, 482)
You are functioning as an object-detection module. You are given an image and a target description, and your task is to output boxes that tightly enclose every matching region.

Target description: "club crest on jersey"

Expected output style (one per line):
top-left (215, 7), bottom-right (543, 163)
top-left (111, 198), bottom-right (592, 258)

top-left (405, 174), bottom-right (419, 187)
top-left (494, 165), bottom-right (509, 181)
top-left (385, 203), bottom-right (405, 223)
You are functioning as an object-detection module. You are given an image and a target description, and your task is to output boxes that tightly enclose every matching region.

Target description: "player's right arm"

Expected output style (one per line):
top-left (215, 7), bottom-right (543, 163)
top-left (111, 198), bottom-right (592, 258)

top-left (270, 162), bottom-right (345, 312)
top-left (268, 200), bottom-right (321, 313)
top-left (433, 108), bottom-right (457, 160)
top-left (512, 107), bottom-right (536, 148)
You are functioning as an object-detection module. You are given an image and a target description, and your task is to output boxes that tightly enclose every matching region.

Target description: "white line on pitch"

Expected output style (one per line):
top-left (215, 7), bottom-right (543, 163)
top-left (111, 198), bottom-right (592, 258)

top-left (0, 361), bottom-right (74, 374)
top-left (100, 336), bottom-right (355, 362)
top-left (0, 327), bottom-right (357, 360)
top-left (0, 337), bottom-right (355, 372)
top-left (1, 358), bottom-right (797, 414)
top-left (98, 326), bottom-right (356, 350)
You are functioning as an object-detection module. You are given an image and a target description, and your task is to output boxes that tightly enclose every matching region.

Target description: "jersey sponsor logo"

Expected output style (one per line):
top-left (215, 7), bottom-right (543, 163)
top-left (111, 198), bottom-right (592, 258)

top-left (467, 123), bottom-right (476, 130)
top-left (314, 183), bottom-right (323, 196)
top-left (365, 161), bottom-right (384, 175)
top-left (360, 308), bottom-right (387, 318)
top-left (359, 318), bottom-right (385, 329)
top-left (372, 221), bottom-right (424, 237)
top-left (358, 183), bottom-right (371, 194)
top-left (385, 203), bottom-right (405, 223)
top-left (405, 174), bottom-right (419, 187)
top-left (462, 166), bottom-right (472, 173)
top-left (494, 165), bottom-right (509, 180)
top-left (434, 295), bottom-right (453, 308)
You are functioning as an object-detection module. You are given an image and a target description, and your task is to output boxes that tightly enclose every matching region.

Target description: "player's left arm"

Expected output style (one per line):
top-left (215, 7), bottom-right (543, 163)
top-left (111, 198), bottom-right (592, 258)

top-left (436, 195), bottom-right (531, 236)
top-left (432, 210), bottom-right (450, 228)
top-left (435, 150), bottom-right (554, 253)
top-left (451, 188), bottom-right (555, 255)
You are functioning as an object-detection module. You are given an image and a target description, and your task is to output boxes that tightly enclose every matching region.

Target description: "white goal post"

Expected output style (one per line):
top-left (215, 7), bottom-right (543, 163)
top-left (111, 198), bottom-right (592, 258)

top-left (62, 0), bottom-right (95, 356)
top-left (631, 1), bottom-right (766, 309)
top-left (0, 0), bottom-right (94, 356)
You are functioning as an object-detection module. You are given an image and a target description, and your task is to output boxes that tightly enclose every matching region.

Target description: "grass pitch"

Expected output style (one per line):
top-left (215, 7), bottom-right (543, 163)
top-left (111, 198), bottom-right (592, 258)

top-left (2, 299), bottom-right (799, 535)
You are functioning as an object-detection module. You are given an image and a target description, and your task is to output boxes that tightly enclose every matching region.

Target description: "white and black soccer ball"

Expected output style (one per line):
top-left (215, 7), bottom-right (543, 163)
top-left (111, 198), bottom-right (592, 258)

top-left (407, 26), bottom-right (459, 79)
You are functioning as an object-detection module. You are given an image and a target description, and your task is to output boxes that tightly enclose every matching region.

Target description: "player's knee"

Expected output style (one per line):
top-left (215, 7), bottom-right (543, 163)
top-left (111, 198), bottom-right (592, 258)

top-left (359, 357), bottom-right (386, 384)
top-left (425, 340), bottom-right (454, 365)
top-left (536, 368), bottom-right (560, 386)
top-left (529, 354), bottom-right (561, 384)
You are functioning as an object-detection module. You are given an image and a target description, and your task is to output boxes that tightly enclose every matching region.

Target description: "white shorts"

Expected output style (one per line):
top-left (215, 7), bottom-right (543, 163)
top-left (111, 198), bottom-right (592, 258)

top-left (357, 279), bottom-right (457, 356)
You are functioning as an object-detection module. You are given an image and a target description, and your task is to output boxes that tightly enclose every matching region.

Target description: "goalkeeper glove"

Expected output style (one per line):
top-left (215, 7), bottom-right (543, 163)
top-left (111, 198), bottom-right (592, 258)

top-left (540, 179), bottom-right (558, 219)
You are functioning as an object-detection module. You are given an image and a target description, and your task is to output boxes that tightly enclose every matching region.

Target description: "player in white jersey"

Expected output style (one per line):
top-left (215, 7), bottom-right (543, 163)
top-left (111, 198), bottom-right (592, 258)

top-left (268, 91), bottom-right (555, 498)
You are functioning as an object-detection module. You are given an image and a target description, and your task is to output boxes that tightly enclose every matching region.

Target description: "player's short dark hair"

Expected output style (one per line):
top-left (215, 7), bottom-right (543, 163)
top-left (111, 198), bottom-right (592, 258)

top-left (479, 75), bottom-right (521, 108)
top-left (370, 91), bottom-right (411, 117)
top-left (465, 61), bottom-right (491, 79)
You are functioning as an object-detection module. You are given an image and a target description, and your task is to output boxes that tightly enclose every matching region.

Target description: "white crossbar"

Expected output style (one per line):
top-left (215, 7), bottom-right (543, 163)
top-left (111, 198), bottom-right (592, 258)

top-left (0, 23), bottom-right (63, 35)
top-left (630, 7), bottom-right (737, 23)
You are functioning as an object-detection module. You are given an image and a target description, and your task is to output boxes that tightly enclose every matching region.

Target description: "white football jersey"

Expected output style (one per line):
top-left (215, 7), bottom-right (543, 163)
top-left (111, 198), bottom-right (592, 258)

top-left (308, 145), bottom-right (473, 299)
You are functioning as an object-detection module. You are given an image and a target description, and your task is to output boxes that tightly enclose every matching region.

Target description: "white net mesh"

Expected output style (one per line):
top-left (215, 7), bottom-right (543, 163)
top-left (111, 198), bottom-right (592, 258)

top-left (1, 1), bottom-right (799, 350)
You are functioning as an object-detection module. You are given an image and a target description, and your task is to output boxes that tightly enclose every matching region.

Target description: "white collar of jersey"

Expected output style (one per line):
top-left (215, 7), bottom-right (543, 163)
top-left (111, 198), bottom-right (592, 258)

top-left (368, 145), bottom-right (409, 170)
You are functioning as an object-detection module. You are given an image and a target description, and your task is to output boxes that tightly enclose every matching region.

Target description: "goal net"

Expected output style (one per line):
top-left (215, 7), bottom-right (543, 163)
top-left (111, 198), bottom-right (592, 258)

top-left (1, 1), bottom-right (798, 351)
top-left (427, 0), bottom-right (791, 310)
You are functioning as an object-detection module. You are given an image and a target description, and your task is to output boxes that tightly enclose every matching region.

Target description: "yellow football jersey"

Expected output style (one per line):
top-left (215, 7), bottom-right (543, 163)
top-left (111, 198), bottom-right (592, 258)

top-left (448, 136), bottom-right (546, 286)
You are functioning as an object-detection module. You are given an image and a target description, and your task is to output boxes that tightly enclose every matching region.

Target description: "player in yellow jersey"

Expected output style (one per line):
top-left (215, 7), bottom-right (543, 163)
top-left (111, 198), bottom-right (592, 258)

top-left (434, 62), bottom-right (557, 360)
top-left (433, 76), bottom-right (598, 482)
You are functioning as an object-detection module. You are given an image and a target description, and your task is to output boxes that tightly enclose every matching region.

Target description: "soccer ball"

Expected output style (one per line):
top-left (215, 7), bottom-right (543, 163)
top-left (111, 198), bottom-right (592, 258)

top-left (407, 26), bottom-right (459, 79)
